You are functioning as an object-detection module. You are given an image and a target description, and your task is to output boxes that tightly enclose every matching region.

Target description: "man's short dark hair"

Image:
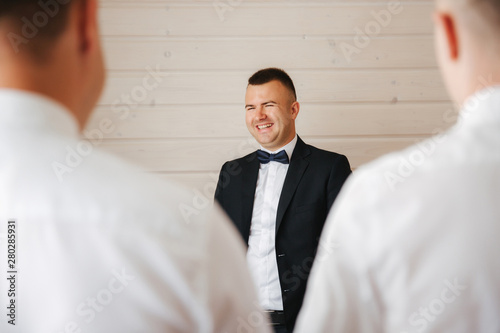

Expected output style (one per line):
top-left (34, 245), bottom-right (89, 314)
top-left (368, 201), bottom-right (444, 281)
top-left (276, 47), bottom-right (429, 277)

top-left (0, 0), bottom-right (76, 57)
top-left (248, 68), bottom-right (297, 101)
top-left (468, 0), bottom-right (500, 28)
top-left (470, 0), bottom-right (500, 11)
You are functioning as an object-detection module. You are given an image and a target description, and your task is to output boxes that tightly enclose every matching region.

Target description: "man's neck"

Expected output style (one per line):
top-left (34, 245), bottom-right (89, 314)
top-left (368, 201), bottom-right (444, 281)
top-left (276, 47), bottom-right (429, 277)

top-left (261, 135), bottom-right (298, 161)
top-left (0, 61), bottom-right (85, 130)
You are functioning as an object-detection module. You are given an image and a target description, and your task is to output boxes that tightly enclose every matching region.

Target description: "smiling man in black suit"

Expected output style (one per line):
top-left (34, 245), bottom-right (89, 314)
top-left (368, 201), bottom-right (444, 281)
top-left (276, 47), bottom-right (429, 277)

top-left (215, 68), bottom-right (352, 332)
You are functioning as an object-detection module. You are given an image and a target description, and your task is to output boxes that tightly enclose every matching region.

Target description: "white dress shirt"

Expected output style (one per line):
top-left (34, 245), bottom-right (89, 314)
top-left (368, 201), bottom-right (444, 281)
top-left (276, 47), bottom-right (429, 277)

top-left (0, 89), bottom-right (271, 333)
top-left (295, 87), bottom-right (500, 333)
top-left (247, 135), bottom-right (298, 311)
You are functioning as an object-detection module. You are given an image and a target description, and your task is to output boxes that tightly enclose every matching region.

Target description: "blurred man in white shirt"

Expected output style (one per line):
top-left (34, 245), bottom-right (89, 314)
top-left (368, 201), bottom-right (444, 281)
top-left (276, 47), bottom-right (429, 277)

top-left (0, 1), bottom-right (270, 332)
top-left (296, 0), bottom-right (500, 332)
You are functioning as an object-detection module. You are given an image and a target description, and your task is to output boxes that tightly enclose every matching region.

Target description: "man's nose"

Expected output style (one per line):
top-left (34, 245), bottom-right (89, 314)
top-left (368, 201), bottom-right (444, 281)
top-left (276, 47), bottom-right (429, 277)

top-left (256, 106), bottom-right (267, 120)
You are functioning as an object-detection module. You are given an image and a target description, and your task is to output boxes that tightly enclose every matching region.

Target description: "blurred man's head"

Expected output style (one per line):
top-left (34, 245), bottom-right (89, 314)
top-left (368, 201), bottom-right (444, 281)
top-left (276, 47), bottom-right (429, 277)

top-left (245, 68), bottom-right (300, 151)
top-left (434, 0), bottom-right (500, 105)
top-left (0, 0), bottom-right (105, 129)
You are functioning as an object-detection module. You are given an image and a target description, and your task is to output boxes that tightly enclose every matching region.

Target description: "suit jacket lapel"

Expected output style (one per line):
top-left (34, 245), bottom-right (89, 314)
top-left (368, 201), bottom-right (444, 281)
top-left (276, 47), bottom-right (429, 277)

top-left (276, 137), bottom-right (310, 232)
top-left (240, 152), bottom-right (260, 244)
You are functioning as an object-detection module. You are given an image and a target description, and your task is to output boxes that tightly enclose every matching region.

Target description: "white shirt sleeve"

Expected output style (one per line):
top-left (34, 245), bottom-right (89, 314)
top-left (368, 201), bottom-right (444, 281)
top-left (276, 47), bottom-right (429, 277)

top-left (294, 172), bottom-right (384, 333)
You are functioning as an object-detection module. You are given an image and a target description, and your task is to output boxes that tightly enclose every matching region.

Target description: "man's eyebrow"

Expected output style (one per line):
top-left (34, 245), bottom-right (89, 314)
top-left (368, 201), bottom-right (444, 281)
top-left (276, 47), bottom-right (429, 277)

top-left (245, 100), bottom-right (278, 108)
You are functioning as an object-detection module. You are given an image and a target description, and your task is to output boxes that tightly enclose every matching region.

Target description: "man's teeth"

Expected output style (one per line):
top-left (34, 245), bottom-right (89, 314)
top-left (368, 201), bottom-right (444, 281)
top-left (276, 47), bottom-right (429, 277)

top-left (258, 124), bottom-right (272, 130)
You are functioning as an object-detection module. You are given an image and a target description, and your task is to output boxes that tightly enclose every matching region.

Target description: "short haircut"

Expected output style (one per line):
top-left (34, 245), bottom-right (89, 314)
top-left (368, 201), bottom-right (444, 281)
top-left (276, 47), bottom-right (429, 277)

top-left (469, 0), bottom-right (500, 26)
top-left (0, 0), bottom-right (76, 57)
top-left (248, 68), bottom-right (297, 101)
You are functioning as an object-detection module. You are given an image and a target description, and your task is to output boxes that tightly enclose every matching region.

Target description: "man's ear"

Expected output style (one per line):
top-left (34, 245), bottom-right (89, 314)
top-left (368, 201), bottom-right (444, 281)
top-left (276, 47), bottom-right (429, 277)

top-left (77, 0), bottom-right (99, 55)
top-left (434, 11), bottom-right (459, 61)
top-left (291, 101), bottom-right (300, 120)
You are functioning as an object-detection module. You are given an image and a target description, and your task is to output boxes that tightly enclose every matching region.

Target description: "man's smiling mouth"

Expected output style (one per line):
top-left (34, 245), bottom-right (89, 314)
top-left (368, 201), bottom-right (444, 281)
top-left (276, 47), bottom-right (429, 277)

top-left (257, 124), bottom-right (273, 130)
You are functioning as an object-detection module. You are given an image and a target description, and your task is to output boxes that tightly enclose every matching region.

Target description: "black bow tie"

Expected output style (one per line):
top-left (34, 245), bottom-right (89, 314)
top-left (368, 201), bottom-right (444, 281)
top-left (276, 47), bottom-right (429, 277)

top-left (257, 150), bottom-right (289, 164)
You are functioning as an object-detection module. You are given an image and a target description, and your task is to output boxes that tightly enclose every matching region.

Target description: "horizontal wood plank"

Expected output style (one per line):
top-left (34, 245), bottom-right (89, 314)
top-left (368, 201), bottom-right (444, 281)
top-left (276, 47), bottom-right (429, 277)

top-left (102, 36), bottom-right (437, 70)
top-left (99, 3), bottom-right (433, 37)
top-left (102, 0), bottom-right (432, 3)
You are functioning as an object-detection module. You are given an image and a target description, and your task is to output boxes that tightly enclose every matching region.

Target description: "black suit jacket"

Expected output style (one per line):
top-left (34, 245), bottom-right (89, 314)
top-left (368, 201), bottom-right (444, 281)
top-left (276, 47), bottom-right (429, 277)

top-left (215, 136), bottom-right (351, 331)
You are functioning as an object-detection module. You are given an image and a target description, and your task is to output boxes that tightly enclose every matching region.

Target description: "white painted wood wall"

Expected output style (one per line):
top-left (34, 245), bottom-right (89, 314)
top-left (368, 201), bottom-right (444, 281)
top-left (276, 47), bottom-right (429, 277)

top-left (88, 0), bottom-right (454, 196)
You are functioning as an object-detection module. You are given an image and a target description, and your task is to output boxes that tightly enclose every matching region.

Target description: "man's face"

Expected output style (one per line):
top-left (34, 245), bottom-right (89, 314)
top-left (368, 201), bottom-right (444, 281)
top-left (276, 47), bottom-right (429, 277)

top-left (245, 80), bottom-right (299, 151)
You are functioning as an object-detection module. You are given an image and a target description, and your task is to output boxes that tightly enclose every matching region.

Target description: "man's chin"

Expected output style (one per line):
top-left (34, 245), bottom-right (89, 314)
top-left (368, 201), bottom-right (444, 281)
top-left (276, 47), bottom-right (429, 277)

top-left (254, 137), bottom-right (274, 147)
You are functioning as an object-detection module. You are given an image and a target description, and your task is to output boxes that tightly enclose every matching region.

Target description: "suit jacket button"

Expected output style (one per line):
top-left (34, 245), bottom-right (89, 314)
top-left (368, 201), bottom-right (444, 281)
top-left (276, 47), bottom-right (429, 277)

top-left (278, 254), bottom-right (285, 257)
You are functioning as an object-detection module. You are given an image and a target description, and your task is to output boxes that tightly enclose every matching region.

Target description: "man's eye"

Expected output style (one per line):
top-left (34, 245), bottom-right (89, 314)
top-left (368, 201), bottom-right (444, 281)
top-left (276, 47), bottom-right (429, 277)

top-left (265, 104), bottom-right (274, 108)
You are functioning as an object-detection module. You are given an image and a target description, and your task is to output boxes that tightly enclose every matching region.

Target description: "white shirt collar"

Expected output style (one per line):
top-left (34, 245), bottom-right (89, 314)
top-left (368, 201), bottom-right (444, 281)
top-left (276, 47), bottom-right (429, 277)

top-left (0, 89), bottom-right (79, 138)
top-left (459, 85), bottom-right (500, 128)
top-left (260, 134), bottom-right (298, 161)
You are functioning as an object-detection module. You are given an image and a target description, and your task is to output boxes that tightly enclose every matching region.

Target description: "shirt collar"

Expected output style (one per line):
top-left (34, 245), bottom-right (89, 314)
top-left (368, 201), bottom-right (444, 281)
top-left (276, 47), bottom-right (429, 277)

top-left (0, 89), bottom-right (79, 138)
top-left (459, 85), bottom-right (500, 128)
top-left (260, 134), bottom-right (298, 161)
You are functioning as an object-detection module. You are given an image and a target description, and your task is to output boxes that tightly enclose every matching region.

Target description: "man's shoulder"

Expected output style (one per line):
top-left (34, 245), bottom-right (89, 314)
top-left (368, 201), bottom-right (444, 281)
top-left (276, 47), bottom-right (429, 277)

top-left (306, 143), bottom-right (346, 159)
top-left (220, 151), bottom-right (258, 171)
top-left (56, 148), bottom-right (211, 235)
top-left (334, 134), bottom-right (455, 207)
top-left (300, 140), bottom-right (349, 165)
